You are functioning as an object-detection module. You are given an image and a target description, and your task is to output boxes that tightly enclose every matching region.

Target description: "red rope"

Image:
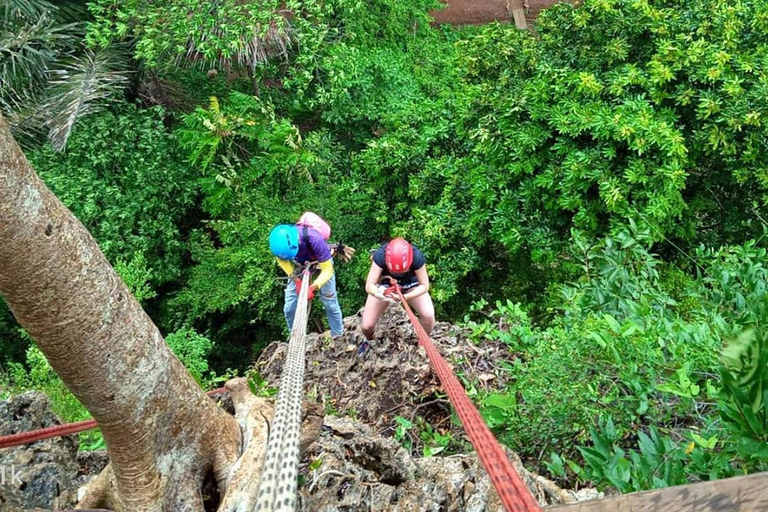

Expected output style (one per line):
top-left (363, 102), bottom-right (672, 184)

top-left (0, 386), bottom-right (228, 449)
top-left (394, 286), bottom-right (542, 512)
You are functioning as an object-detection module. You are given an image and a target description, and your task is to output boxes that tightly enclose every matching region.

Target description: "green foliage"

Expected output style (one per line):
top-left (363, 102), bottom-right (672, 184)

top-left (576, 419), bottom-right (688, 492)
top-left (571, 419), bottom-right (712, 492)
top-left (87, 0), bottom-right (289, 72)
top-left (165, 327), bottom-right (214, 386)
top-left (30, 105), bottom-right (197, 290)
top-left (394, 415), bottom-right (413, 450)
top-left (719, 329), bottom-right (768, 466)
top-left (418, 417), bottom-right (453, 457)
top-left (245, 369), bottom-right (278, 398)
top-left (114, 252), bottom-right (157, 304)
top-left (455, 0), bottom-right (768, 252)
top-left (469, 230), bottom-right (768, 483)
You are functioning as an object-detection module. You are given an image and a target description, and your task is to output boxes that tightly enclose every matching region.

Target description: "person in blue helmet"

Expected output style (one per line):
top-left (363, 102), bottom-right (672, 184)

top-left (269, 223), bottom-right (344, 337)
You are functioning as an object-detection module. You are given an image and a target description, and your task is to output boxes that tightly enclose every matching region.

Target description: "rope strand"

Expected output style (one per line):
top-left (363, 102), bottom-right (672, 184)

top-left (0, 387), bottom-right (227, 449)
top-left (255, 268), bottom-right (311, 512)
top-left (395, 286), bottom-right (542, 512)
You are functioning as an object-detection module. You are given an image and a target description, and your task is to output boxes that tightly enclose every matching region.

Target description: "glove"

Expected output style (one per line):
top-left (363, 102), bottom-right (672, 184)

top-left (331, 243), bottom-right (356, 263)
top-left (295, 278), bottom-right (315, 300)
top-left (374, 285), bottom-right (396, 304)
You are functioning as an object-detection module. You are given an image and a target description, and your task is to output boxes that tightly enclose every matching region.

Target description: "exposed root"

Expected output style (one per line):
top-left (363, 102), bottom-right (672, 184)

top-left (76, 463), bottom-right (119, 510)
top-left (217, 378), bottom-right (274, 512)
top-left (218, 378), bottom-right (324, 511)
top-left (76, 378), bottom-right (323, 512)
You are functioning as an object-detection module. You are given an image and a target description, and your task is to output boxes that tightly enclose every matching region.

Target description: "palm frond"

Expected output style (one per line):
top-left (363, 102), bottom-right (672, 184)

top-left (2, 0), bottom-right (55, 24)
top-left (43, 47), bottom-right (130, 151)
top-left (50, 0), bottom-right (89, 23)
top-left (0, 14), bottom-right (81, 94)
top-left (175, 14), bottom-right (294, 72)
top-left (235, 22), bottom-right (293, 71)
top-left (0, 92), bottom-right (49, 148)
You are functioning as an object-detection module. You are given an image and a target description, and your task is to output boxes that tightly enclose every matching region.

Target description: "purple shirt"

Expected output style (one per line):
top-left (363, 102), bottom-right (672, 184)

top-left (295, 226), bottom-right (332, 263)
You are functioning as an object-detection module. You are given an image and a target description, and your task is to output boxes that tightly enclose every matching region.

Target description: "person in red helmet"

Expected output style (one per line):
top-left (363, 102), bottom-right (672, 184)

top-left (360, 238), bottom-right (435, 348)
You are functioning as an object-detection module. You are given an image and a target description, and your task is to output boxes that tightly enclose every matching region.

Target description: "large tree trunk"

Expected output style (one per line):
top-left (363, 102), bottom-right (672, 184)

top-left (0, 114), bottom-right (241, 510)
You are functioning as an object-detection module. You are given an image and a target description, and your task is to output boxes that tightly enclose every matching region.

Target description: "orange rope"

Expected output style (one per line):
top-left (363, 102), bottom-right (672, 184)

top-left (394, 286), bottom-right (542, 512)
top-left (0, 387), bottom-right (227, 449)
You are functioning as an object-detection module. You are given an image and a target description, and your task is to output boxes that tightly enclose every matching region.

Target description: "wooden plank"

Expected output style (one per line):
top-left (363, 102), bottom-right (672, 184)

top-left (547, 472), bottom-right (768, 512)
top-left (509, 0), bottom-right (528, 29)
top-left (511, 7), bottom-right (528, 29)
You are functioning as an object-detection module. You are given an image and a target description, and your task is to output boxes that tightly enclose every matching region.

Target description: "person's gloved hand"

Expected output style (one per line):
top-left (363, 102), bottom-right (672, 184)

top-left (331, 243), bottom-right (356, 263)
top-left (295, 278), bottom-right (315, 300)
top-left (374, 285), bottom-right (396, 304)
top-left (384, 285), bottom-right (400, 300)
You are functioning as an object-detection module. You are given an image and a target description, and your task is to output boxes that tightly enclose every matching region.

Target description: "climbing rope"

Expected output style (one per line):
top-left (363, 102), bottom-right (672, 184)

top-left (0, 387), bottom-right (227, 449)
top-left (394, 285), bottom-right (543, 512)
top-left (254, 268), bottom-right (311, 512)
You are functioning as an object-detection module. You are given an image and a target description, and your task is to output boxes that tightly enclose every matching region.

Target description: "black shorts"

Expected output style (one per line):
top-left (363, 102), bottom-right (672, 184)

top-left (380, 278), bottom-right (418, 291)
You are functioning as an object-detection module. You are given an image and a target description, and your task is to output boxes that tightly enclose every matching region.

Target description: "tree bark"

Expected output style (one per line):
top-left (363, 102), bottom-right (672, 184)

top-left (0, 114), bottom-right (241, 511)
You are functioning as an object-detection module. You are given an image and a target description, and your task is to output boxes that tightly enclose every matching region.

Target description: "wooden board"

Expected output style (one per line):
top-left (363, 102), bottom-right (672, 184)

top-left (548, 472), bottom-right (768, 512)
top-left (509, 0), bottom-right (529, 29)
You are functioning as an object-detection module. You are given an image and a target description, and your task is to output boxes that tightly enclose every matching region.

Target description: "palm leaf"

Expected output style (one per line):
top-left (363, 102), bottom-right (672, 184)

top-left (2, 0), bottom-right (55, 23)
top-left (43, 47), bottom-right (130, 151)
top-left (0, 13), bottom-right (80, 95)
top-left (0, 92), bottom-right (49, 147)
top-left (172, 8), bottom-right (293, 72)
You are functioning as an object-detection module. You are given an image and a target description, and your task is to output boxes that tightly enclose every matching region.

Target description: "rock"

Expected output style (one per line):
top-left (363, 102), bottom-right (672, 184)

top-left (255, 307), bottom-right (597, 510)
top-left (256, 308), bottom-right (514, 443)
top-left (2, 310), bottom-right (601, 510)
top-left (297, 416), bottom-right (581, 511)
top-left (0, 393), bottom-right (107, 512)
top-left (0, 392), bottom-right (80, 511)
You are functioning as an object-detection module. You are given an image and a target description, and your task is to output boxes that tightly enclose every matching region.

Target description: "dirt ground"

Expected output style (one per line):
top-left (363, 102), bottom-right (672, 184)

top-left (431, 0), bottom-right (566, 26)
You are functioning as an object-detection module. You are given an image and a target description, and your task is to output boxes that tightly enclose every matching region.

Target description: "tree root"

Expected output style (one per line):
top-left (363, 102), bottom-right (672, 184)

top-left (76, 379), bottom-right (324, 512)
top-left (76, 463), bottom-right (119, 510)
top-left (217, 378), bottom-right (274, 512)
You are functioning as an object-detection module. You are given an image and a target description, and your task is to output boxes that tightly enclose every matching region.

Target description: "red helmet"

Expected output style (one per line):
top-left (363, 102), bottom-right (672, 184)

top-left (385, 238), bottom-right (413, 273)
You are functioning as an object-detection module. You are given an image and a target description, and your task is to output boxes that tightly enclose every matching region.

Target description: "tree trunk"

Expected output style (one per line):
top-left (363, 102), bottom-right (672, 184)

top-left (0, 114), bottom-right (241, 511)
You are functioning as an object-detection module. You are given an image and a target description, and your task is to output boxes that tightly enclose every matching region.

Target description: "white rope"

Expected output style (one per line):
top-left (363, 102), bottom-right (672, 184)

top-left (255, 270), bottom-right (310, 512)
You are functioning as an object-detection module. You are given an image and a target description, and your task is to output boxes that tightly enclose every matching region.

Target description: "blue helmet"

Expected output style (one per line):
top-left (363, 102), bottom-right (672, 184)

top-left (269, 224), bottom-right (299, 260)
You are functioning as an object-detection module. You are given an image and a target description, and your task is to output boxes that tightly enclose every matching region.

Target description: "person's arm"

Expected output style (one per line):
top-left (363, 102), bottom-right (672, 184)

top-left (307, 236), bottom-right (334, 290)
top-left (365, 261), bottom-right (384, 296)
top-left (403, 266), bottom-right (430, 301)
top-left (276, 258), bottom-right (295, 277)
top-left (311, 259), bottom-right (334, 290)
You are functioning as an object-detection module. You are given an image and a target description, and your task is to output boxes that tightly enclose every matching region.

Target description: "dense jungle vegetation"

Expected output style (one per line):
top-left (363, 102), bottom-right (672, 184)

top-left (2, 0), bottom-right (768, 493)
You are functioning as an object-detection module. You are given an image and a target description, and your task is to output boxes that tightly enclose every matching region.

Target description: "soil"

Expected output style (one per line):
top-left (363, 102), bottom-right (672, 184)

top-left (430, 0), bottom-right (570, 26)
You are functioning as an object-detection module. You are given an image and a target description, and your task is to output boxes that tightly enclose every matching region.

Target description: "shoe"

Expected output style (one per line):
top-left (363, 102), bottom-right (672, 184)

top-left (357, 339), bottom-right (370, 356)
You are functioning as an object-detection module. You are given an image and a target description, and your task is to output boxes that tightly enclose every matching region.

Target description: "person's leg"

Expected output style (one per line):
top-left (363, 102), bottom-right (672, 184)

top-left (283, 279), bottom-right (298, 332)
top-left (319, 273), bottom-right (344, 337)
top-left (361, 293), bottom-right (390, 340)
top-left (407, 293), bottom-right (436, 336)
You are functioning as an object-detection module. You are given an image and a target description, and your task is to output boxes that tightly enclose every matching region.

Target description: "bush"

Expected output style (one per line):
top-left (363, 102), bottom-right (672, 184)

top-left (29, 105), bottom-right (197, 290)
top-left (468, 230), bottom-right (768, 489)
